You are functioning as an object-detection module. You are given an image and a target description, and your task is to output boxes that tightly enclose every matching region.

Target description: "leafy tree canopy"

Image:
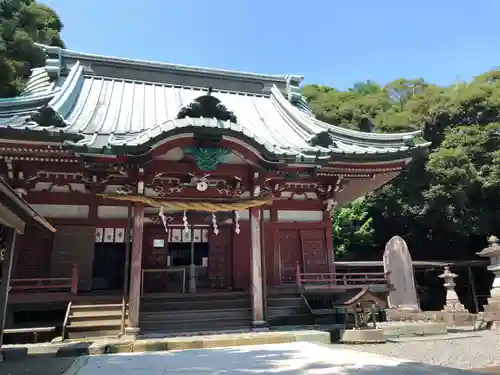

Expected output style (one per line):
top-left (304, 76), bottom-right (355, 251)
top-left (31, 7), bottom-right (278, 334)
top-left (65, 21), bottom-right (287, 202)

top-left (303, 72), bottom-right (500, 261)
top-left (332, 198), bottom-right (375, 260)
top-left (0, 0), bottom-right (64, 97)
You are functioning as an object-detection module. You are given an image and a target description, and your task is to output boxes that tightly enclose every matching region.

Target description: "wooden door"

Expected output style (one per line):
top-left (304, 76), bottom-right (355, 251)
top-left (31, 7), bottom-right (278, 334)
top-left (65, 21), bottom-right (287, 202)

top-left (279, 230), bottom-right (301, 283)
top-left (14, 227), bottom-right (53, 278)
top-left (300, 229), bottom-right (329, 273)
top-left (232, 222), bottom-right (250, 291)
top-left (142, 226), bottom-right (170, 294)
top-left (208, 225), bottom-right (232, 289)
top-left (51, 226), bottom-right (95, 291)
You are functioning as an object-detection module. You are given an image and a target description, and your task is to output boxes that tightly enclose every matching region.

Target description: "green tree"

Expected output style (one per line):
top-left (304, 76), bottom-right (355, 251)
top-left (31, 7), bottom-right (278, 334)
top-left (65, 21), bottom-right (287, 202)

top-left (303, 69), bottom-right (500, 262)
top-left (332, 198), bottom-right (375, 260)
top-left (0, 0), bottom-right (65, 97)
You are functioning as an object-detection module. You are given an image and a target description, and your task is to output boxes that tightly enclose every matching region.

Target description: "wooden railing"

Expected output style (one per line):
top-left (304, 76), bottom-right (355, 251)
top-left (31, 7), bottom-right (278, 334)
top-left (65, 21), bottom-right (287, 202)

top-left (120, 297), bottom-right (128, 336)
top-left (61, 301), bottom-right (72, 340)
top-left (10, 263), bottom-right (79, 294)
top-left (296, 262), bottom-right (390, 287)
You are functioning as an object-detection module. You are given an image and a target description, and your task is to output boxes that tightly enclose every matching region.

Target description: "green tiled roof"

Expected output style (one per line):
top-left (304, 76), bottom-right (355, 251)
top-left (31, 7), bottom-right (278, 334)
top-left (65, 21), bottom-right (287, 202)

top-left (0, 44), bottom-right (430, 162)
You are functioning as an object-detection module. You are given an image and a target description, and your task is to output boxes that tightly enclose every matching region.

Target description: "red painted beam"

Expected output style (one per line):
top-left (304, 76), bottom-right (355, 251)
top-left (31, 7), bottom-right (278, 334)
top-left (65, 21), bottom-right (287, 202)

top-left (271, 199), bottom-right (324, 210)
top-left (144, 160), bottom-right (252, 178)
top-left (25, 192), bottom-right (124, 206)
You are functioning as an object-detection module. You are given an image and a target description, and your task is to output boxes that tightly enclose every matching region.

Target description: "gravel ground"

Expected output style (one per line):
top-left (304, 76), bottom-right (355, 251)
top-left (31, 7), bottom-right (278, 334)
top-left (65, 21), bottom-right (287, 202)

top-left (335, 330), bottom-right (500, 370)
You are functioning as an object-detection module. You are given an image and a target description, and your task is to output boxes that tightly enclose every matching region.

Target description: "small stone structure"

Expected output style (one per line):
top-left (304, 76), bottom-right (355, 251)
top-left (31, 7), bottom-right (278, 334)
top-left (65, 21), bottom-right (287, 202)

top-left (476, 235), bottom-right (500, 325)
top-left (383, 235), bottom-right (420, 312)
top-left (438, 267), bottom-right (467, 313)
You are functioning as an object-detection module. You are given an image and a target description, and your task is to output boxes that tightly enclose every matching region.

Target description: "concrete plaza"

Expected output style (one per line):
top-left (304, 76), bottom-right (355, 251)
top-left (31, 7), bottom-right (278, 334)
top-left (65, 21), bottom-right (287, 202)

top-left (62, 342), bottom-right (482, 375)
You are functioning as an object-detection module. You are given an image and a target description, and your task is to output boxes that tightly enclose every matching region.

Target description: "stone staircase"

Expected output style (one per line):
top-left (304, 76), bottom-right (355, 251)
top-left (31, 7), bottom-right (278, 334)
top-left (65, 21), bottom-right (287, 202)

top-left (139, 292), bottom-right (252, 335)
top-left (266, 285), bottom-right (312, 327)
top-left (65, 296), bottom-right (127, 339)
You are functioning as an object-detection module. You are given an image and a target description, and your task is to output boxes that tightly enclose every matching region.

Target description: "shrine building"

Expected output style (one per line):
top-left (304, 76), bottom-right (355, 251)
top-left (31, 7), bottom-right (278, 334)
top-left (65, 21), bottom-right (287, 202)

top-left (0, 44), bottom-right (429, 339)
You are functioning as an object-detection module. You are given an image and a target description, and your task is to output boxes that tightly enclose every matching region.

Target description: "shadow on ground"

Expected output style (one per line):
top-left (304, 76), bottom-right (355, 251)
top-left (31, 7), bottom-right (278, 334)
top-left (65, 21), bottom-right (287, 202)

top-left (64, 342), bottom-right (485, 375)
top-left (0, 355), bottom-right (77, 375)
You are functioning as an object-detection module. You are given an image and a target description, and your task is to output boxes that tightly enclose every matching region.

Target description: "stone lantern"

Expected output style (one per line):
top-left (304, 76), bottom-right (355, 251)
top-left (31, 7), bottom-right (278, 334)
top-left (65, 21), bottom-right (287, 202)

top-left (476, 235), bottom-right (500, 323)
top-left (438, 266), bottom-right (466, 312)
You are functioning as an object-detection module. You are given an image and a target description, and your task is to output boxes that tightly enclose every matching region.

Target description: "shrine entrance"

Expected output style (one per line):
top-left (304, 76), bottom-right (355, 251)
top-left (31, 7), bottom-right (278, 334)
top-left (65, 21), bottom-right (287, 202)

top-left (92, 242), bottom-right (128, 291)
top-left (142, 213), bottom-right (237, 295)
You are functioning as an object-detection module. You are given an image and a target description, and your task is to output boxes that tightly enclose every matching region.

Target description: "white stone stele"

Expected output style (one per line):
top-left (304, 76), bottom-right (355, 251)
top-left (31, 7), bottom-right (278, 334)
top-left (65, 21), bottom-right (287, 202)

top-left (438, 266), bottom-right (467, 313)
top-left (477, 236), bottom-right (500, 299)
top-left (383, 235), bottom-right (421, 312)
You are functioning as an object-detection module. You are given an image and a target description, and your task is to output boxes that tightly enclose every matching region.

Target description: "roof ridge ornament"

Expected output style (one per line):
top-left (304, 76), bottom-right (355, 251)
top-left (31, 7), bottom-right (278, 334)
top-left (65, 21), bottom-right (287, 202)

top-left (34, 43), bottom-right (63, 80)
top-left (309, 130), bottom-right (337, 148)
top-left (25, 105), bottom-right (66, 128)
top-left (285, 75), bottom-right (316, 117)
top-left (177, 87), bottom-right (238, 123)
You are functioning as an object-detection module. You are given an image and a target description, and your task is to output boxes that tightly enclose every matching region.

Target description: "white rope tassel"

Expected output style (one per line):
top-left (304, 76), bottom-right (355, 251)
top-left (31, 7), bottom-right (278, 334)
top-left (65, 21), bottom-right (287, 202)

top-left (234, 211), bottom-right (240, 234)
top-left (212, 212), bottom-right (219, 235)
top-left (159, 206), bottom-right (169, 233)
top-left (183, 210), bottom-right (189, 233)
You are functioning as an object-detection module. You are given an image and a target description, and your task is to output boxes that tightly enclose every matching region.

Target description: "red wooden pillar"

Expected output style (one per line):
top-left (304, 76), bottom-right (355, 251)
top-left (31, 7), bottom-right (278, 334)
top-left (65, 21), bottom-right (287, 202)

top-left (127, 203), bottom-right (144, 334)
top-left (323, 208), bottom-right (335, 273)
top-left (250, 207), bottom-right (265, 327)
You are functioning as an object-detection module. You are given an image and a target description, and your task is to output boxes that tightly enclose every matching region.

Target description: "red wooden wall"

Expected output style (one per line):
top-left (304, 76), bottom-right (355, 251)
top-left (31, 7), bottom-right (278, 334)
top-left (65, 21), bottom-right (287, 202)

top-left (13, 227), bottom-right (53, 278)
top-left (262, 221), bottom-right (333, 285)
top-left (142, 225), bottom-right (170, 293)
top-left (232, 222), bottom-right (251, 291)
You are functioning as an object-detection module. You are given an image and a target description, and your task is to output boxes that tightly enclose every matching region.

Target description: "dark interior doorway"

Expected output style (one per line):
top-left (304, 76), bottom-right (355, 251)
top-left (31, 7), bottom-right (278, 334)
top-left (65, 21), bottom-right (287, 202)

top-left (92, 243), bottom-right (128, 291)
top-left (169, 243), bottom-right (209, 266)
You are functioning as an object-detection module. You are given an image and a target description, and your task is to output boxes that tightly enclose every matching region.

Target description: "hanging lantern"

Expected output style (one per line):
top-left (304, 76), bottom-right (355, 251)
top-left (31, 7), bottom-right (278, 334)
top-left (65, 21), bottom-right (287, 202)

top-left (234, 210), bottom-right (240, 234)
top-left (183, 210), bottom-right (189, 233)
top-left (212, 212), bottom-right (219, 235)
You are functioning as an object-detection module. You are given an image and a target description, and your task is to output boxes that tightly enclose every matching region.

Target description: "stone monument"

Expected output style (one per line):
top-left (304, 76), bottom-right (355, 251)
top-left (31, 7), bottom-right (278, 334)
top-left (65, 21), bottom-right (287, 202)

top-left (476, 235), bottom-right (500, 325)
top-left (383, 235), bottom-right (420, 312)
top-left (438, 266), bottom-right (466, 313)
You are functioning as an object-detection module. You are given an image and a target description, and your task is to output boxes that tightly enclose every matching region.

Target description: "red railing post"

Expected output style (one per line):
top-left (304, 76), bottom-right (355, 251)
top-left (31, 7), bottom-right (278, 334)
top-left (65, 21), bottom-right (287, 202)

top-left (71, 263), bottom-right (79, 294)
top-left (296, 261), bottom-right (301, 287)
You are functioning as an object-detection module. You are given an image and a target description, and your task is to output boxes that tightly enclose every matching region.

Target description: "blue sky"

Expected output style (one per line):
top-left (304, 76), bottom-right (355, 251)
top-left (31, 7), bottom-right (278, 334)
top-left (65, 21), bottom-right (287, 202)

top-left (42, 0), bottom-right (500, 90)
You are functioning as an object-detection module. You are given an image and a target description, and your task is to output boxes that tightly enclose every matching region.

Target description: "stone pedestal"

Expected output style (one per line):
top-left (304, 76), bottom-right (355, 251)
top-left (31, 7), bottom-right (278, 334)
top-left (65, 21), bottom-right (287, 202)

top-left (438, 267), bottom-right (467, 313)
top-left (476, 235), bottom-right (500, 323)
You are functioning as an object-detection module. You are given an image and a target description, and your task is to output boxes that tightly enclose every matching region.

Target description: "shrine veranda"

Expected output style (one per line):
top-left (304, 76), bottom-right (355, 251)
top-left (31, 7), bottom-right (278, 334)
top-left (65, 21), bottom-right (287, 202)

top-left (0, 44), bottom-right (429, 335)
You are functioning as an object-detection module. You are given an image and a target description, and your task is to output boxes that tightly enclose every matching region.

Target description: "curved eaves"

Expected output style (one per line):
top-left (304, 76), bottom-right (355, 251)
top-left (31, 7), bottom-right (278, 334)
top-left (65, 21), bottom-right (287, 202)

top-left (64, 118), bottom-right (333, 162)
top-left (270, 85), bottom-right (425, 146)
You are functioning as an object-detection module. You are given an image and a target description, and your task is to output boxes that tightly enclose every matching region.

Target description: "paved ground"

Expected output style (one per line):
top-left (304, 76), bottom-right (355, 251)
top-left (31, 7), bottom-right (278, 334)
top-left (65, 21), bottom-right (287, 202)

top-left (61, 342), bottom-right (481, 375)
top-left (0, 356), bottom-right (76, 375)
top-left (336, 329), bottom-right (500, 369)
